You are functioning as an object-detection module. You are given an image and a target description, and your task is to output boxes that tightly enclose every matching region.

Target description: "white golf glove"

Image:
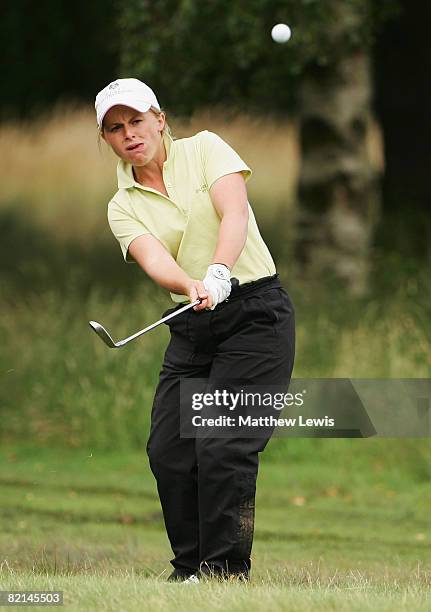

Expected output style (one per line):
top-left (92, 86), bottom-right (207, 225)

top-left (203, 264), bottom-right (232, 310)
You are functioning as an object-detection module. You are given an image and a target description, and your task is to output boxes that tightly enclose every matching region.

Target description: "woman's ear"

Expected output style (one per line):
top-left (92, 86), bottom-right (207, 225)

top-left (158, 112), bottom-right (166, 133)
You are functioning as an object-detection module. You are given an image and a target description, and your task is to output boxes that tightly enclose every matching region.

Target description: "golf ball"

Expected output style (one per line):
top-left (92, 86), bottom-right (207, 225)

top-left (271, 23), bottom-right (292, 44)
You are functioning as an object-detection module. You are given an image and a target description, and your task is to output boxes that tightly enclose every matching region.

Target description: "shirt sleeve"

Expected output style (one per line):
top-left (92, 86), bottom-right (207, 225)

top-left (107, 199), bottom-right (151, 263)
top-left (200, 130), bottom-right (252, 189)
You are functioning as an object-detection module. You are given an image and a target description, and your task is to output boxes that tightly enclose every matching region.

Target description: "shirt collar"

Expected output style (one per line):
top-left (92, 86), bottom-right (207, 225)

top-left (116, 132), bottom-right (174, 189)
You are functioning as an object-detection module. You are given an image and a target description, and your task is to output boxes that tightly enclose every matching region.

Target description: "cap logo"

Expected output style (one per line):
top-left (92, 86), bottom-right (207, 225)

top-left (109, 82), bottom-right (120, 90)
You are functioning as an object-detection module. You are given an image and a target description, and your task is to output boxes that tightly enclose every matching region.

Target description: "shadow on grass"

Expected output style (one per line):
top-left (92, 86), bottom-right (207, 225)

top-left (2, 506), bottom-right (163, 527)
top-left (0, 209), bottom-right (150, 298)
top-left (0, 478), bottom-right (157, 501)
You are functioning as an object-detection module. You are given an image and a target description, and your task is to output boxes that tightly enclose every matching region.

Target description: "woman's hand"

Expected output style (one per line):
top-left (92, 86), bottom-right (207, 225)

top-left (185, 279), bottom-right (213, 311)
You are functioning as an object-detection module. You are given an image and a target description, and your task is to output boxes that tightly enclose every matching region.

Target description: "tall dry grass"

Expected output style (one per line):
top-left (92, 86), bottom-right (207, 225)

top-left (0, 105), bottom-right (300, 243)
top-left (0, 106), bottom-right (116, 243)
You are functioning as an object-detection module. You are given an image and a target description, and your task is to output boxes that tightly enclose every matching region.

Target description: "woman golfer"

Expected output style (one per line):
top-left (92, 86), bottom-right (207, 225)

top-left (95, 78), bottom-right (295, 582)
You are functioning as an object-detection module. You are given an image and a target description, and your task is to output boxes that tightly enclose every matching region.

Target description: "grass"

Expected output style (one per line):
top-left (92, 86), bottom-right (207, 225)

top-left (0, 106), bottom-right (430, 608)
top-left (1, 270), bottom-right (430, 449)
top-left (0, 444), bottom-right (430, 610)
top-left (0, 106), bottom-right (299, 244)
top-left (1, 571), bottom-right (429, 612)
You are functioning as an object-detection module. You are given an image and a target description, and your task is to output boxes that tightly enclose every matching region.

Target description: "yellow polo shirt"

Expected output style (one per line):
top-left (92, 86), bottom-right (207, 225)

top-left (107, 130), bottom-right (276, 303)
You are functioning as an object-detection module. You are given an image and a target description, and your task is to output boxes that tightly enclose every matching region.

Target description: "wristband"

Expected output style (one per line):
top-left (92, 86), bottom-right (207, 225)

top-left (207, 263), bottom-right (231, 282)
top-left (212, 262), bottom-right (231, 271)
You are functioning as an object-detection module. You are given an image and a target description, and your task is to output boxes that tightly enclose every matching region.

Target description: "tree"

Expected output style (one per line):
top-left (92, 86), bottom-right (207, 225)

top-left (295, 2), bottom-right (387, 294)
top-left (373, 0), bottom-right (431, 259)
top-left (119, 0), bottom-right (398, 292)
top-left (0, 0), bottom-right (121, 120)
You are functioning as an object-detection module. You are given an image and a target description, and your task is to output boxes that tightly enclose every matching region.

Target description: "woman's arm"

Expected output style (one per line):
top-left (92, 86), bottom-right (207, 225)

top-left (209, 172), bottom-right (249, 270)
top-left (128, 234), bottom-right (211, 310)
top-left (128, 171), bottom-right (249, 310)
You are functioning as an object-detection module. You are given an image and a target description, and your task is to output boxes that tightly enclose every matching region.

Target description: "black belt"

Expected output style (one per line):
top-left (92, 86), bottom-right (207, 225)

top-left (227, 274), bottom-right (280, 301)
top-left (177, 274), bottom-right (280, 309)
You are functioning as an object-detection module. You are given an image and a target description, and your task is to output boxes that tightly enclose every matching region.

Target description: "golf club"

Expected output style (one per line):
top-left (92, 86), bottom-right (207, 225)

top-left (89, 299), bottom-right (201, 348)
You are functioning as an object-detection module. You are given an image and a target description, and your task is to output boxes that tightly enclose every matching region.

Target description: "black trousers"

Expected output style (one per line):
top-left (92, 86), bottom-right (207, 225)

top-left (146, 274), bottom-right (295, 577)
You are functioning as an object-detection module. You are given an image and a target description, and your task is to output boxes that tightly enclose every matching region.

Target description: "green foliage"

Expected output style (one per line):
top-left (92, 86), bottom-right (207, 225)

top-left (0, 0), bottom-right (121, 120)
top-left (0, 0), bottom-right (401, 118)
top-left (119, 0), bottom-right (400, 115)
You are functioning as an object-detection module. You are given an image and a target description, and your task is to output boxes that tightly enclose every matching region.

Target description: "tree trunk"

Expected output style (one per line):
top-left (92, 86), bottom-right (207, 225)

top-left (373, 0), bottom-right (431, 258)
top-left (295, 48), bottom-right (382, 295)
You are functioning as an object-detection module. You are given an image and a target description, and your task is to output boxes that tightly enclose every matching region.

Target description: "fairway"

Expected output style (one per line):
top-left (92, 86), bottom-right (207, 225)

top-left (1, 443), bottom-right (430, 611)
top-left (2, 0), bottom-right (431, 609)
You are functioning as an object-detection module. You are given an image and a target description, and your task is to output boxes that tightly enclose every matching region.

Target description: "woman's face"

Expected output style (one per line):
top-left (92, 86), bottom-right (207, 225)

top-left (101, 105), bottom-right (166, 166)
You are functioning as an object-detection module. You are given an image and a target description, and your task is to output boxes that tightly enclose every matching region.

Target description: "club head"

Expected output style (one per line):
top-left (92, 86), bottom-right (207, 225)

top-left (89, 321), bottom-right (118, 348)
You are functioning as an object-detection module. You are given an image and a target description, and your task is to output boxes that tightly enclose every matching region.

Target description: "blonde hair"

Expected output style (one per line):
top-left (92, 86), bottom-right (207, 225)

top-left (149, 106), bottom-right (173, 138)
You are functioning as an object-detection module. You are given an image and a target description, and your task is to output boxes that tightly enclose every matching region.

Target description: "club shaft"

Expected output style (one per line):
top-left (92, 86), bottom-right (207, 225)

top-left (116, 299), bottom-right (201, 346)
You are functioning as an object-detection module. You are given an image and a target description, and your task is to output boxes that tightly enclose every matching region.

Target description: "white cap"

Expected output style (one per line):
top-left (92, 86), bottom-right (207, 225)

top-left (95, 78), bottom-right (160, 129)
